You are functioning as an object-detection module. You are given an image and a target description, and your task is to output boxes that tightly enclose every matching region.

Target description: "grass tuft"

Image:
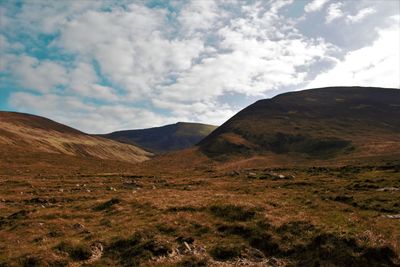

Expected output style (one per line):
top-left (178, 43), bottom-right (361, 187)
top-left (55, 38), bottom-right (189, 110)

top-left (93, 198), bottom-right (121, 211)
top-left (106, 231), bottom-right (172, 266)
top-left (209, 204), bottom-right (257, 221)
top-left (209, 244), bottom-right (242, 261)
top-left (54, 241), bottom-right (92, 261)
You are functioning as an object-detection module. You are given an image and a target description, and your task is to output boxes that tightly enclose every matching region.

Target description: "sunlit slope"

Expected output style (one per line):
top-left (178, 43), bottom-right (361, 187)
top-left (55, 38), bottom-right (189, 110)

top-left (0, 112), bottom-right (152, 162)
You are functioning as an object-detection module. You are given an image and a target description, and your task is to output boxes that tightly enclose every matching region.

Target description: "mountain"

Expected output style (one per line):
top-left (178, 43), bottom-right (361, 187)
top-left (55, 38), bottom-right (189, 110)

top-left (199, 87), bottom-right (400, 161)
top-left (0, 111), bottom-right (152, 162)
top-left (102, 122), bottom-right (217, 153)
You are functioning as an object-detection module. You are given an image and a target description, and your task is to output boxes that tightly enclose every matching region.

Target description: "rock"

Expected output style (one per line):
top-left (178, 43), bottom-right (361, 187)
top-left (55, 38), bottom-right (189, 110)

top-left (376, 187), bottom-right (399, 192)
top-left (73, 223), bottom-right (85, 230)
top-left (83, 242), bottom-right (103, 264)
top-left (229, 170), bottom-right (240, 177)
top-left (247, 172), bottom-right (258, 178)
top-left (183, 241), bottom-right (191, 252)
top-left (382, 214), bottom-right (400, 219)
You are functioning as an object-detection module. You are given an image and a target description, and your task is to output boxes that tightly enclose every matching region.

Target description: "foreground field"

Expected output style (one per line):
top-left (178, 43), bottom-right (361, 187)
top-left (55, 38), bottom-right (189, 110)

top-left (0, 152), bottom-right (399, 266)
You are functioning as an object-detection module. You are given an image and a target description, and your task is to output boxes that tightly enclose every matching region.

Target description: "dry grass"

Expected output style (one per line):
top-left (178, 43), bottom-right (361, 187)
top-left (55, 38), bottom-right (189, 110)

top-left (0, 150), bottom-right (399, 266)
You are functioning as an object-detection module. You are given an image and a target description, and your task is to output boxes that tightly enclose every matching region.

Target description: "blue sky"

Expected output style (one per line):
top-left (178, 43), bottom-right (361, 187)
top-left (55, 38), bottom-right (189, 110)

top-left (0, 0), bottom-right (399, 133)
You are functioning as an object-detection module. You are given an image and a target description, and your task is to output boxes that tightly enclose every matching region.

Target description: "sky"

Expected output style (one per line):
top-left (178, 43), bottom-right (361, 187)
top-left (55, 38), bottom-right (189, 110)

top-left (0, 0), bottom-right (399, 134)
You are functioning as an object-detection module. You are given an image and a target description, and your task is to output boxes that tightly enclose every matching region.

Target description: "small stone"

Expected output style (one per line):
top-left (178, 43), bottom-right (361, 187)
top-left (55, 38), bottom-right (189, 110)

top-left (376, 187), bottom-right (399, 192)
top-left (230, 170), bottom-right (240, 176)
top-left (382, 214), bottom-right (400, 219)
top-left (183, 241), bottom-right (191, 252)
top-left (247, 172), bottom-right (257, 178)
top-left (73, 223), bottom-right (85, 230)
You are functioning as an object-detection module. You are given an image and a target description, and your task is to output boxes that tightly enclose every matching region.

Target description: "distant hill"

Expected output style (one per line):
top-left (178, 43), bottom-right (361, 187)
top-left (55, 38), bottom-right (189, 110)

top-left (102, 122), bottom-right (217, 153)
top-left (0, 112), bottom-right (152, 162)
top-left (199, 87), bottom-right (400, 161)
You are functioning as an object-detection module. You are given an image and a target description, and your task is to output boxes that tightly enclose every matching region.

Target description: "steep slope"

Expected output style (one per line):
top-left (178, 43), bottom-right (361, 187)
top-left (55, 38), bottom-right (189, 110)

top-left (199, 87), bottom-right (400, 161)
top-left (0, 112), bottom-right (152, 162)
top-left (102, 122), bottom-right (217, 153)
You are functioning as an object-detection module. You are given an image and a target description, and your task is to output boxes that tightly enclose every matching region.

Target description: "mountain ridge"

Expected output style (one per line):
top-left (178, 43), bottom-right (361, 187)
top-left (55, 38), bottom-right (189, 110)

top-left (102, 122), bottom-right (217, 153)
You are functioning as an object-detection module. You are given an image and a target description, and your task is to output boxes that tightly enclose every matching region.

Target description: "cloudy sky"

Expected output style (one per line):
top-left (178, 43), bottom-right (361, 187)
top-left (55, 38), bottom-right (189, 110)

top-left (1, 0), bottom-right (399, 133)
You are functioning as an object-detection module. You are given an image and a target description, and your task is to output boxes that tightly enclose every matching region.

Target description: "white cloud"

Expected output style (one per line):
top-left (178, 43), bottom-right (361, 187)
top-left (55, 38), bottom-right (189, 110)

top-left (269, 0), bottom-right (294, 14)
top-left (8, 92), bottom-right (178, 133)
top-left (155, 3), bottom-right (335, 103)
top-left (152, 98), bottom-right (236, 126)
top-left (56, 4), bottom-right (205, 100)
top-left (304, 0), bottom-right (330, 13)
top-left (178, 1), bottom-right (220, 35)
top-left (8, 55), bottom-right (119, 100)
top-left (346, 7), bottom-right (376, 23)
top-left (6, 0), bottom-right (102, 35)
top-left (68, 62), bottom-right (118, 101)
top-left (307, 18), bottom-right (400, 89)
top-left (11, 55), bottom-right (68, 92)
top-left (326, 2), bottom-right (344, 24)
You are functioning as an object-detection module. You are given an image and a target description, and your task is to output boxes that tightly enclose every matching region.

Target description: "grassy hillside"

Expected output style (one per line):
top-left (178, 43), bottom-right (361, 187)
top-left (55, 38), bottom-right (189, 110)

top-left (0, 111), bottom-right (152, 162)
top-left (102, 122), bottom-right (217, 153)
top-left (199, 87), bottom-right (400, 161)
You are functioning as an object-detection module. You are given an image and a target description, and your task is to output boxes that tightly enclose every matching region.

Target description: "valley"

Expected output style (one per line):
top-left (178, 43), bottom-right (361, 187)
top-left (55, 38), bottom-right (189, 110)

top-left (0, 87), bottom-right (399, 266)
